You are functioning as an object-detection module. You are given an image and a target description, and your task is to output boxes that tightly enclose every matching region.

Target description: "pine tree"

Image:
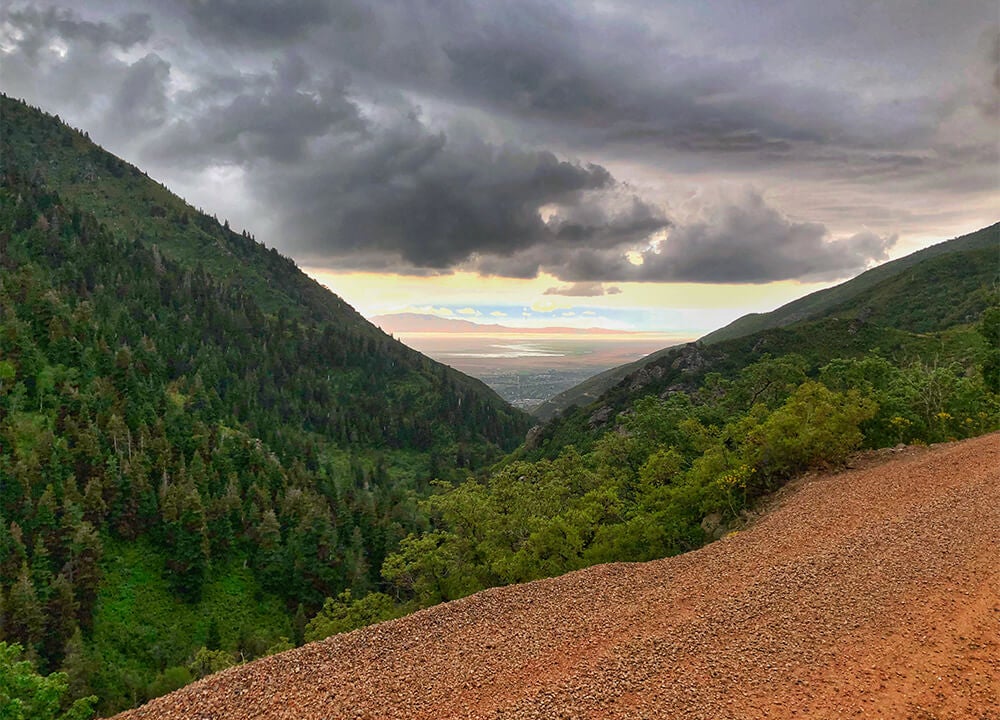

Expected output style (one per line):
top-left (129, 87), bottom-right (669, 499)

top-left (60, 625), bottom-right (95, 703)
top-left (33, 486), bottom-right (59, 552)
top-left (256, 509), bottom-right (285, 591)
top-left (7, 562), bottom-right (44, 656)
top-left (205, 617), bottom-right (221, 651)
top-left (66, 522), bottom-right (102, 630)
top-left (82, 477), bottom-right (107, 525)
top-left (161, 480), bottom-right (210, 601)
top-left (43, 573), bottom-right (78, 667)
top-left (29, 538), bottom-right (53, 605)
top-left (293, 604), bottom-right (307, 647)
top-left (0, 518), bottom-right (28, 583)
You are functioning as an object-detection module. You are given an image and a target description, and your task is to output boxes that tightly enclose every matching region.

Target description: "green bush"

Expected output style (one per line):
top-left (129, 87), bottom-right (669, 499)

top-left (0, 642), bottom-right (96, 720)
top-left (741, 381), bottom-right (876, 482)
top-left (146, 666), bottom-right (192, 699)
top-left (188, 648), bottom-right (237, 679)
top-left (304, 591), bottom-right (401, 643)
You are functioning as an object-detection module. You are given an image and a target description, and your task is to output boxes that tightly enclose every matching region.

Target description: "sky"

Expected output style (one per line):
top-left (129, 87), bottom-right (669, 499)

top-left (1, 1), bottom-right (997, 334)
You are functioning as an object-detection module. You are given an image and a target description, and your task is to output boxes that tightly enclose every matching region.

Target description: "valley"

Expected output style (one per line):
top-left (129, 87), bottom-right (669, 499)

top-left (382, 331), bottom-right (686, 410)
top-left (0, 96), bottom-right (996, 716)
top-left (1, 3), bottom-right (998, 715)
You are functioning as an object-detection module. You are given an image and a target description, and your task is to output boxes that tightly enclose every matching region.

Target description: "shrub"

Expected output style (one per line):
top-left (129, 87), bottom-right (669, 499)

top-left (742, 381), bottom-right (877, 482)
top-left (304, 590), bottom-right (400, 643)
top-left (0, 642), bottom-right (96, 720)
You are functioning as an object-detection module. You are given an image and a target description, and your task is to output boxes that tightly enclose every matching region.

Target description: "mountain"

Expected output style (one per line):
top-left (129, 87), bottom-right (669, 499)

top-left (111, 434), bottom-right (1000, 719)
top-left (531, 223), bottom-right (998, 425)
top-left (371, 312), bottom-right (631, 335)
top-left (701, 223), bottom-right (998, 344)
top-left (0, 95), bottom-right (531, 455)
top-left (530, 343), bottom-right (680, 421)
top-left (2, 93), bottom-right (996, 718)
top-left (0, 95), bottom-right (530, 714)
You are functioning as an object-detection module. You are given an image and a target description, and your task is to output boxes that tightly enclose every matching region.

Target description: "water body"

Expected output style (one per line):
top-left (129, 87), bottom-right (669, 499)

top-left (447, 342), bottom-right (567, 359)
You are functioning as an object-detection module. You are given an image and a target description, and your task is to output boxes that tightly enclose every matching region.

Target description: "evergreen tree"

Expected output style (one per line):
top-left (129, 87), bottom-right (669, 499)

top-left (43, 573), bottom-right (78, 667)
top-left (255, 509), bottom-right (285, 592)
top-left (60, 627), bottom-right (94, 704)
top-left (160, 480), bottom-right (210, 601)
top-left (66, 523), bottom-right (101, 630)
top-left (7, 563), bottom-right (44, 656)
top-left (29, 538), bottom-right (53, 606)
top-left (205, 618), bottom-right (221, 651)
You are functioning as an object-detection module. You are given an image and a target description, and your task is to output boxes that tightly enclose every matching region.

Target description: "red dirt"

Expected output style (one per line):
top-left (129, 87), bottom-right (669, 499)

top-left (113, 433), bottom-right (1000, 720)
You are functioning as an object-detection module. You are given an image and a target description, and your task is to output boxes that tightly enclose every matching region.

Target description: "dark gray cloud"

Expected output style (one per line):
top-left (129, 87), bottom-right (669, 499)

top-left (179, 0), bottom-right (340, 45)
top-left (259, 116), bottom-right (664, 269)
top-left (150, 54), bottom-right (364, 166)
top-left (628, 192), bottom-right (898, 283)
top-left (0, 6), bottom-right (161, 131)
top-left (1, 0), bottom-right (994, 285)
top-left (108, 53), bottom-right (171, 134)
top-left (473, 190), bottom-right (897, 284)
top-left (4, 6), bottom-right (152, 53)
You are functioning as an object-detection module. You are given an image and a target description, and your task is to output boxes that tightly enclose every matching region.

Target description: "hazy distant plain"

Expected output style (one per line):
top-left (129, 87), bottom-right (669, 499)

top-left (393, 332), bottom-right (689, 411)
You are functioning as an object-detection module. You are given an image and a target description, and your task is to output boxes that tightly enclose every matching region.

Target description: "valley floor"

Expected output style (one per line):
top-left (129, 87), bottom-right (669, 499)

top-left (113, 433), bottom-right (999, 720)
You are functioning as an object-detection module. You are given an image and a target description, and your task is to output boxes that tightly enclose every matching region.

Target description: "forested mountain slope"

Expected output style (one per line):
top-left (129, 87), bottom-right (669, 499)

top-left (0, 95), bottom-right (530, 714)
top-left (113, 434), bottom-right (1000, 720)
top-left (533, 223), bottom-right (998, 421)
top-left (526, 224), bottom-right (998, 454)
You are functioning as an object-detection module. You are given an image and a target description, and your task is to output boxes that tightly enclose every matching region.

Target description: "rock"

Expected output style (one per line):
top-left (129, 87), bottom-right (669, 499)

top-left (701, 512), bottom-right (727, 539)
top-left (588, 405), bottom-right (614, 428)
top-left (524, 425), bottom-right (544, 450)
top-left (670, 343), bottom-right (707, 374)
top-left (628, 365), bottom-right (666, 392)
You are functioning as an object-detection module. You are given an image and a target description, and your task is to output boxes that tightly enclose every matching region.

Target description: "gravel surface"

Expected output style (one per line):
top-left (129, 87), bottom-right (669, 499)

top-left (113, 433), bottom-right (1000, 720)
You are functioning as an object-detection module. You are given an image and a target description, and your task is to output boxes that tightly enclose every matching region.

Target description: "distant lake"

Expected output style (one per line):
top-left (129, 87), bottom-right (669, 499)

top-left (448, 342), bottom-right (567, 358)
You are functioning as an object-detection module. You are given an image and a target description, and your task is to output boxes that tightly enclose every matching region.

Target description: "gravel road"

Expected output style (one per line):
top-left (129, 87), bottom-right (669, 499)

top-left (113, 433), bottom-right (1000, 720)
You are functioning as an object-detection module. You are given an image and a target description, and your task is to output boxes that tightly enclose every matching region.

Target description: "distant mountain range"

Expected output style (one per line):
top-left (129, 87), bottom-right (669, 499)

top-left (371, 312), bottom-right (635, 335)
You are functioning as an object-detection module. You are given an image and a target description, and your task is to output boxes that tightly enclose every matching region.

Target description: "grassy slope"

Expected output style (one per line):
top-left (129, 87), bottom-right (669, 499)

top-left (90, 541), bottom-right (292, 707)
top-left (820, 245), bottom-right (998, 332)
top-left (701, 223), bottom-right (998, 344)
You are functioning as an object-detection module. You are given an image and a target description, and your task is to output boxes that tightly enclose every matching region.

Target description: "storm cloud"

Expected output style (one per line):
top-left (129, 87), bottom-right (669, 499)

top-left (0, 1), bottom-right (995, 284)
top-left (262, 124), bottom-right (645, 269)
top-left (468, 190), bottom-right (897, 284)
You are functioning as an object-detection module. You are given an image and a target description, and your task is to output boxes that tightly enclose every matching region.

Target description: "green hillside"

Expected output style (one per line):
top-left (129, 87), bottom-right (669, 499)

top-left (0, 95), bottom-right (530, 715)
top-left (532, 224), bottom-right (998, 422)
top-left (531, 344), bottom-right (681, 422)
top-left (518, 221), bottom-right (998, 458)
top-left (376, 249), bottom-right (998, 613)
top-left (701, 223), bottom-right (998, 344)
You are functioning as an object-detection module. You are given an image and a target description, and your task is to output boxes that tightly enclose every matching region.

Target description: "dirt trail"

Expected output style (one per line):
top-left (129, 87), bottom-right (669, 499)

top-left (114, 433), bottom-right (1000, 720)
